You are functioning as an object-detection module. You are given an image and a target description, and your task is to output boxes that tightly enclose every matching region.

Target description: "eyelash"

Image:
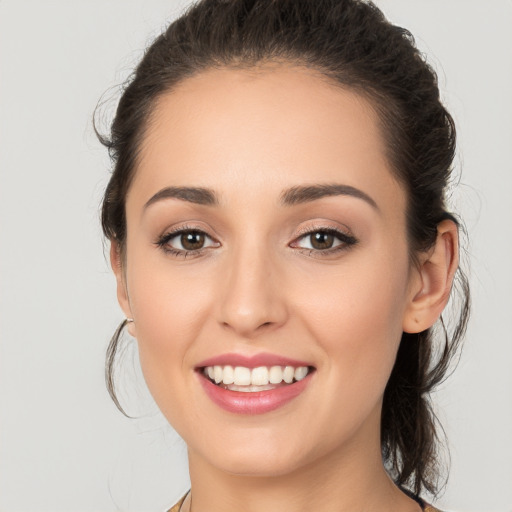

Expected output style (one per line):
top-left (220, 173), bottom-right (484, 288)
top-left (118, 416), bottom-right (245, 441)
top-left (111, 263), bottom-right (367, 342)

top-left (154, 224), bottom-right (217, 258)
top-left (154, 225), bottom-right (358, 259)
top-left (291, 226), bottom-right (358, 257)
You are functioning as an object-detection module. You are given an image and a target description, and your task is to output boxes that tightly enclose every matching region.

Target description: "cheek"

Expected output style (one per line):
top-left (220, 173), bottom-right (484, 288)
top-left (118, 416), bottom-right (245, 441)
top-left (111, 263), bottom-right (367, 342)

top-left (124, 246), bottom-right (214, 396)
top-left (277, 255), bottom-right (411, 458)
top-left (296, 248), bottom-right (410, 391)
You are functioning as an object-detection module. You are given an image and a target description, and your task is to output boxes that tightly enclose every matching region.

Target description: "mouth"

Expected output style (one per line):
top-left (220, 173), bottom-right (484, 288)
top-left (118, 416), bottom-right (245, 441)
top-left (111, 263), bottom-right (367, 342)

top-left (196, 360), bottom-right (315, 414)
top-left (199, 364), bottom-right (314, 392)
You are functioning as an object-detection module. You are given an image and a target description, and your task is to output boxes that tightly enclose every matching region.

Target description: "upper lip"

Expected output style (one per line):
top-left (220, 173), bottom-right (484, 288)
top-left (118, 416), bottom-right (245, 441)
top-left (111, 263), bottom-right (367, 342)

top-left (196, 352), bottom-right (313, 369)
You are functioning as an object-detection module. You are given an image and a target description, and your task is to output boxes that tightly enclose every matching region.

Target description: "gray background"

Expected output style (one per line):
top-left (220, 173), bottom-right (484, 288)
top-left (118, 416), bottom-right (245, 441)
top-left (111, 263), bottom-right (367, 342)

top-left (1, 1), bottom-right (511, 511)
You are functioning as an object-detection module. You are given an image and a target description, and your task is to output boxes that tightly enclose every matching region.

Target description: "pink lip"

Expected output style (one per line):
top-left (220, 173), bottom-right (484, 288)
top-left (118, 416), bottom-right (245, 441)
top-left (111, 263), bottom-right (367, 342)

top-left (197, 370), bottom-right (313, 415)
top-left (196, 352), bottom-right (313, 369)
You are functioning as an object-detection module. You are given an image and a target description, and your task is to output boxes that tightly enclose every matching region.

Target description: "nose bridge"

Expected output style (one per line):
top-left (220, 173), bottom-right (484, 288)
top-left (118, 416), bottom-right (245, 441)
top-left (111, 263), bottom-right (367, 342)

top-left (217, 236), bottom-right (287, 337)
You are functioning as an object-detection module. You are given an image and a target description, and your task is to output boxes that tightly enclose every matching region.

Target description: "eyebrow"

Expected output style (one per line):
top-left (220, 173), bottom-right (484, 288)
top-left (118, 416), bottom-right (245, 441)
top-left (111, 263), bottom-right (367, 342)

top-left (143, 183), bottom-right (378, 211)
top-left (144, 186), bottom-right (219, 209)
top-left (280, 183), bottom-right (379, 210)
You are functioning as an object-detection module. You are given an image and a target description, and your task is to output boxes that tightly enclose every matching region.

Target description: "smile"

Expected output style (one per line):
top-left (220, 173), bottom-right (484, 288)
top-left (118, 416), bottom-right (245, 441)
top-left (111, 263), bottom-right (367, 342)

top-left (196, 355), bottom-right (315, 414)
top-left (202, 365), bottom-right (310, 391)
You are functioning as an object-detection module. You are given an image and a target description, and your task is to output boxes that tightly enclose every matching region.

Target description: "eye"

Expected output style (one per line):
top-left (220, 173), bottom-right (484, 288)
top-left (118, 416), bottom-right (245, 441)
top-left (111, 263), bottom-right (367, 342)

top-left (156, 228), bottom-right (219, 256)
top-left (175, 231), bottom-right (208, 251)
top-left (301, 231), bottom-right (338, 250)
top-left (292, 228), bottom-right (357, 254)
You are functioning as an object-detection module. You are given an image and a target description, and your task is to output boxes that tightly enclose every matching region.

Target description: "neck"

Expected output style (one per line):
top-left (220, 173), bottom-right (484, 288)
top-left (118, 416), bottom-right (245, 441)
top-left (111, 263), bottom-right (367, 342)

top-left (184, 423), bottom-right (421, 512)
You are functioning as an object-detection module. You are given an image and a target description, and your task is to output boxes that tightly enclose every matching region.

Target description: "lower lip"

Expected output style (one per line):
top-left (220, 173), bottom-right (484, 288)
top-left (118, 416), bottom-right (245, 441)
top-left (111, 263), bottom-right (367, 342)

top-left (198, 372), bottom-right (313, 414)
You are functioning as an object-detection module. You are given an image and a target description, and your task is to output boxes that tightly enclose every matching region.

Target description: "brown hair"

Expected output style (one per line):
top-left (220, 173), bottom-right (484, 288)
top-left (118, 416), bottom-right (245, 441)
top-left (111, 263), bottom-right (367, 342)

top-left (97, 0), bottom-right (470, 497)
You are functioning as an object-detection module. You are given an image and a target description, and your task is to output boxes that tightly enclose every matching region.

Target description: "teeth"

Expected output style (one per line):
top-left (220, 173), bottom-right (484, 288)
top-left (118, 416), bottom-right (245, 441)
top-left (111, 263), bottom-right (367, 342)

top-left (283, 366), bottom-right (294, 383)
top-left (203, 365), bottom-right (311, 387)
top-left (251, 366), bottom-right (269, 385)
top-left (227, 384), bottom-right (276, 392)
top-left (233, 366), bottom-right (252, 385)
top-left (222, 365), bottom-right (234, 385)
top-left (294, 366), bottom-right (308, 381)
top-left (269, 366), bottom-right (283, 384)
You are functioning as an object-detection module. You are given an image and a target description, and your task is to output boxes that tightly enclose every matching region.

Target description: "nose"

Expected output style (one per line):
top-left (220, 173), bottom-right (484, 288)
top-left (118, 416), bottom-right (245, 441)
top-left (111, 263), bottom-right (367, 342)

top-left (216, 244), bottom-right (288, 339)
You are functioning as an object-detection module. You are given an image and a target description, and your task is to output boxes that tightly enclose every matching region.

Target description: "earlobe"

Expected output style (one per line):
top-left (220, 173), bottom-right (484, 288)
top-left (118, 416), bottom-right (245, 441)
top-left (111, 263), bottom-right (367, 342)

top-left (110, 241), bottom-right (136, 337)
top-left (402, 220), bottom-right (459, 334)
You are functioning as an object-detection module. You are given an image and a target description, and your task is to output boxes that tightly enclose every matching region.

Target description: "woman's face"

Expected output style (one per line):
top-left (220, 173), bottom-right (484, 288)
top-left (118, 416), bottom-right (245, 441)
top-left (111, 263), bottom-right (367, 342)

top-left (116, 65), bottom-right (423, 477)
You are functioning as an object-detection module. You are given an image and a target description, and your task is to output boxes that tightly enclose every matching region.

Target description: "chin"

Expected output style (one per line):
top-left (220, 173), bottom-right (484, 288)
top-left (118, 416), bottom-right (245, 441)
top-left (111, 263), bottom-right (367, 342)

top-left (189, 427), bottom-right (323, 479)
top-left (211, 452), bottom-right (308, 478)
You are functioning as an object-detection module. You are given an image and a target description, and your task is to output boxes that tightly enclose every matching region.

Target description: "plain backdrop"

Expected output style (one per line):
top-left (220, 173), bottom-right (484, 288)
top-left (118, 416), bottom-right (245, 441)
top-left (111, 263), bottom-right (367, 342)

top-left (1, 1), bottom-right (511, 511)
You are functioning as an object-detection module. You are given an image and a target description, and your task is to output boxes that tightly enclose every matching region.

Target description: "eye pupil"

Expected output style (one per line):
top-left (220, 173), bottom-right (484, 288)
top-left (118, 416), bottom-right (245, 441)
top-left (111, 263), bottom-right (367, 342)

top-left (181, 231), bottom-right (205, 250)
top-left (311, 232), bottom-right (334, 249)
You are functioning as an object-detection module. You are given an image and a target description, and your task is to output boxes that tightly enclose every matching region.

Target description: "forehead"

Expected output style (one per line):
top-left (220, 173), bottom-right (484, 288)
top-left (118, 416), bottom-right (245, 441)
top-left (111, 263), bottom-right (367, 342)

top-left (130, 64), bottom-right (405, 217)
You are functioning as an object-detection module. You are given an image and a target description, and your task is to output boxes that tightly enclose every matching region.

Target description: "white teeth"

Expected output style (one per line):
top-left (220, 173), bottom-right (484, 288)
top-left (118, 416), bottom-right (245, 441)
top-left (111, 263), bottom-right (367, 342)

top-left (269, 366), bottom-right (283, 384)
top-left (222, 365), bottom-right (234, 385)
top-left (233, 366), bottom-right (252, 386)
top-left (204, 365), bottom-right (311, 387)
top-left (251, 366), bottom-right (269, 385)
top-left (228, 384), bottom-right (276, 392)
top-left (283, 366), bottom-right (294, 383)
top-left (294, 366), bottom-right (308, 381)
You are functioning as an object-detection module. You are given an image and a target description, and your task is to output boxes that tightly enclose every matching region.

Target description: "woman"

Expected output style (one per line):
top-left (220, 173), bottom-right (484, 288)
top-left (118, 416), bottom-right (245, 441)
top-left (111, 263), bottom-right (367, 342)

top-left (98, 0), bottom-right (469, 510)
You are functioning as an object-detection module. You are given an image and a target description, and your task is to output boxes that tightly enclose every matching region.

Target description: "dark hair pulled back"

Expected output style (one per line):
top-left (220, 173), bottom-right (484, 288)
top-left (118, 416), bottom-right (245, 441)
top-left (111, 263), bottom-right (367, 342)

top-left (97, 0), bottom-right (470, 497)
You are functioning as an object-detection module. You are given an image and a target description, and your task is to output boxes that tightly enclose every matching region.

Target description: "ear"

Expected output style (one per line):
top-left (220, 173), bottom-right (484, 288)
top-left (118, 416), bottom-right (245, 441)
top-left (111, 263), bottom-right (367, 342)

top-left (110, 241), bottom-right (137, 338)
top-left (402, 219), bottom-right (459, 333)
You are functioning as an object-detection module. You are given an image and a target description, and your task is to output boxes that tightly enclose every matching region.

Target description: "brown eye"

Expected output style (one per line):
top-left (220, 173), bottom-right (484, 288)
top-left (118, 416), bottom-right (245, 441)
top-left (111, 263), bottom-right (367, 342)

top-left (156, 228), bottom-right (219, 255)
top-left (310, 232), bottom-right (335, 250)
top-left (292, 228), bottom-right (357, 254)
top-left (181, 231), bottom-right (205, 250)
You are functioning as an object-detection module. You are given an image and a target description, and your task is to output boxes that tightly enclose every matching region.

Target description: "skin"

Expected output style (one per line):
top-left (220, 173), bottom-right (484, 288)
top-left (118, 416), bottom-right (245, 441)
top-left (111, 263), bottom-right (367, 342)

top-left (112, 64), bottom-right (458, 512)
